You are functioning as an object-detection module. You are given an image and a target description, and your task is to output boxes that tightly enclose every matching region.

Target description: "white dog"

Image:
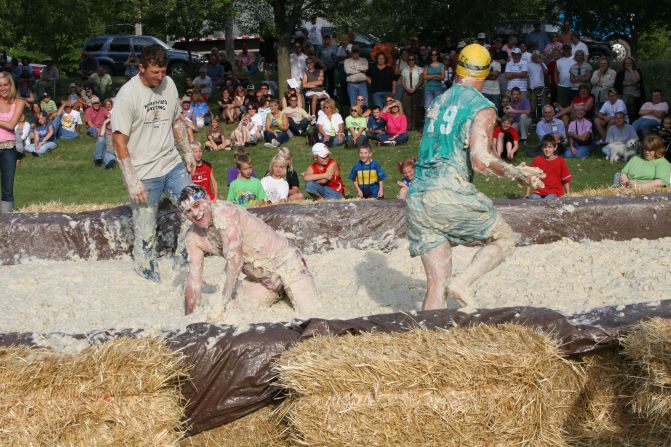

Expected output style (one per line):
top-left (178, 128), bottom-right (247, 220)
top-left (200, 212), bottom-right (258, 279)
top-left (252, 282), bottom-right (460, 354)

top-left (605, 139), bottom-right (639, 163)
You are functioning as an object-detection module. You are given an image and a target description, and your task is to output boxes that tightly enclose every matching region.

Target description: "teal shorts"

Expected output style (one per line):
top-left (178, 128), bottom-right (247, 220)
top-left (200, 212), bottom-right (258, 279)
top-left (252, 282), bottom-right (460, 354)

top-left (406, 173), bottom-right (498, 257)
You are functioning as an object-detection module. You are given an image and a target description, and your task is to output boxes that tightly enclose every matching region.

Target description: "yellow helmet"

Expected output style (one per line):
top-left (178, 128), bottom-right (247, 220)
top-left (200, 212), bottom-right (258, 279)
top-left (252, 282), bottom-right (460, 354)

top-left (455, 44), bottom-right (491, 80)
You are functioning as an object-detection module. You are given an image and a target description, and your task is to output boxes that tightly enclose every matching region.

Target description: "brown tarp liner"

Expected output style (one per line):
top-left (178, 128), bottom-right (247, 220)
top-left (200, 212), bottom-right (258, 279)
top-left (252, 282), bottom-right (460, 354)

top-left (1, 194), bottom-right (670, 265)
top-left (2, 300), bottom-right (671, 435)
top-left (1, 195), bottom-right (670, 434)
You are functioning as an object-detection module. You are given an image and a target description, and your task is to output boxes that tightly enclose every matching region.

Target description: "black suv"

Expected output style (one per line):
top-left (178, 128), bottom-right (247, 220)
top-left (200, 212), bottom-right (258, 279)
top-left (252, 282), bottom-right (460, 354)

top-left (82, 35), bottom-right (203, 77)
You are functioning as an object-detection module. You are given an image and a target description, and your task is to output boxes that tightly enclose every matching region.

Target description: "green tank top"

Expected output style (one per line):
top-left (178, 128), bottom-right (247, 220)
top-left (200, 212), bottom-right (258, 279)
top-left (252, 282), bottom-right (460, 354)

top-left (412, 84), bottom-right (494, 191)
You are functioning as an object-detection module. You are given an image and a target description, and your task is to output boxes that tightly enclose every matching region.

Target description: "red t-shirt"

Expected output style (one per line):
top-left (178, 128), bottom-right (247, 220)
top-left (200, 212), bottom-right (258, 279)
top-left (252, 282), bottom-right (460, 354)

top-left (492, 126), bottom-right (519, 141)
top-left (531, 155), bottom-right (572, 197)
top-left (192, 161), bottom-right (215, 200)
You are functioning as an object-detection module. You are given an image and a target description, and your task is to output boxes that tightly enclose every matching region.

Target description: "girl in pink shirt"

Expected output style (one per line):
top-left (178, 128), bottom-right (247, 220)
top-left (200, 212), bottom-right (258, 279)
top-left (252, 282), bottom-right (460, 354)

top-left (375, 98), bottom-right (409, 146)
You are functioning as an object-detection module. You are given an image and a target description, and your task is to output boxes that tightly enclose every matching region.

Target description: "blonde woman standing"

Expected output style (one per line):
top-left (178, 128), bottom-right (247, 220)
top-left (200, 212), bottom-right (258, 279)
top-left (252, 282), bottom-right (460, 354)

top-left (0, 72), bottom-right (26, 213)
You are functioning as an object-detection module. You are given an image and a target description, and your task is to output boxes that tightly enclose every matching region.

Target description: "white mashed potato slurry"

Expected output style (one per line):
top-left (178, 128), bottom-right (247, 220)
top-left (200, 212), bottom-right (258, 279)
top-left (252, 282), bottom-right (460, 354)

top-left (0, 238), bottom-right (670, 336)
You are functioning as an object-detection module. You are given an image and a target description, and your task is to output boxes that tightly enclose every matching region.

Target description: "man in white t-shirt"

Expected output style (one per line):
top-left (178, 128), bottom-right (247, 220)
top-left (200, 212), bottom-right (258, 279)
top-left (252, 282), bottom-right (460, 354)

top-left (112, 44), bottom-right (197, 282)
top-left (594, 88), bottom-right (629, 143)
top-left (481, 59), bottom-right (502, 112)
top-left (55, 101), bottom-right (82, 139)
top-left (504, 48), bottom-right (528, 98)
top-left (290, 44), bottom-right (308, 89)
top-left (570, 32), bottom-right (589, 58)
top-left (554, 44), bottom-right (575, 107)
top-left (192, 68), bottom-right (213, 97)
top-left (307, 16), bottom-right (323, 54)
top-left (632, 89), bottom-right (669, 136)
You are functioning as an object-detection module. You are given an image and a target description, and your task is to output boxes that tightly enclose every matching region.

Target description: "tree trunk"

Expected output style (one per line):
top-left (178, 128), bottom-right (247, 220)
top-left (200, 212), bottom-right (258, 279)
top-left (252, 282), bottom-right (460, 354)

top-left (225, 16), bottom-right (235, 64)
top-left (629, 13), bottom-right (638, 59)
top-left (277, 40), bottom-right (291, 100)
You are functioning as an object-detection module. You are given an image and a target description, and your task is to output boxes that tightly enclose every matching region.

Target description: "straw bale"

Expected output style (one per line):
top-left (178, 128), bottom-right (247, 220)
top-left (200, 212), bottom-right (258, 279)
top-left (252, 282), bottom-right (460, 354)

top-left (567, 186), bottom-right (668, 198)
top-left (0, 338), bottom-right (187, 446)
top-left (181, 405), bottom-right (288, 447)
top-left (16, 201), bottom-right (123, 213)
top-left (621, 317), bottom-right (671, 430)
top-left (276, 324), bottom-right (583, 447)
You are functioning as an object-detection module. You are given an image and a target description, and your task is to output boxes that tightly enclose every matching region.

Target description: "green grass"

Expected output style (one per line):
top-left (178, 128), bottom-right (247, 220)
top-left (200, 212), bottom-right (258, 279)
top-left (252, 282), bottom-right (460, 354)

top-left (13, 124), bottom-right (625, 208)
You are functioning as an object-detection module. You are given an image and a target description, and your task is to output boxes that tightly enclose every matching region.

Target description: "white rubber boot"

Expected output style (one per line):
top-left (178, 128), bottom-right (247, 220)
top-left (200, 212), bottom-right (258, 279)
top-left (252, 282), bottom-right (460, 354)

top-left (1, 201), bottom-right (13, 213)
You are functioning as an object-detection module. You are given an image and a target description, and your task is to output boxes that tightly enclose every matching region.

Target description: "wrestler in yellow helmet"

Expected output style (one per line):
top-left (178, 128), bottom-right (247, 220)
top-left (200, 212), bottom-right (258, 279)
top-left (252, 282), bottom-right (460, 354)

top-left (456, 44), bottom-right (491, 80)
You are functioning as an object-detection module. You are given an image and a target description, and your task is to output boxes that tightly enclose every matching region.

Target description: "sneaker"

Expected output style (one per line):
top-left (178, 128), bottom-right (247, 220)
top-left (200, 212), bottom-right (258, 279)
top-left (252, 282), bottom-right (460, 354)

top-left (104, 159), bottom-right (116, 170)
top-left (264, 142), bottom-right (275, 148)
top-left (271, 138), bottom-right (280, 147)
top-left (94, 159), bottom-right (103, 167)
top-left (383, 140), bottom-right (396, 146)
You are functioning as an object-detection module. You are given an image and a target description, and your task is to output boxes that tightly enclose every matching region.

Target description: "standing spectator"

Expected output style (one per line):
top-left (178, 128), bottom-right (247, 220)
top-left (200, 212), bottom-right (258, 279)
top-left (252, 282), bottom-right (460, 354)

top-left (528, 51), bottom-right (548, 121)
top-left (482, 53), bottom-right (502, 113)
top-left (24, 112), bottom-right (57, 156)
top-left (566, 104), bottom-right (593, 159)
top-left (319, 34), bottom-right (338, 96)
top-left (602, 112), bottom-right (639, 160)
top-left (345, 104), bottom-right (368, 147)
top-left (39, 92), bottom-right (58, 120)
top-left (0, 72), bottom-right (25, 213)
top-left (569, 50), bottom-right (591, 99)
top-left (526, 22), bottom-right (549, 53)
top-left (193, 67), bottom-right (213, 98)
top-left (422, 50), bottom-right (445, 111)
top-left (303, 57), bottom-right (329, 114)
top-left (570, 32), bottom-right (589, 58)
top-left (18, 80), bottom-right (35, 106)
top-left (316, 98), bottom-right (345, 146)
top-left (259, 32), bottom-right (277, 72)
top-left (283, 94), bottom-right (311, 136)
top-left (89, 66), bottom-right (113, 101)
top-left (306, 16), bottom-right (323, 55)
top-left (546, 48), bottom-right (561, 104)
top-left (376, 98), bottom-right (409, 145)
top-left (590, 57), bottom-right (616, 109)
top-left (290, 43), bottom-right (308, 88)
top-left (276, 147), bottom-right (304, 201)
top-left (519, 42), bottom-right (532, 64)
top-left (191, 143), bottom-right (218, 201)
top-left (401, 53), bottom-right (424, 130)
top-left (54, 101), bottom-right (82, 139)
top-left (367, 53), bottom-right (396, 109)
top-left (555, 44), bottom-right (575, 107)
top-left (111, 44), bottom-right (196, 281)
top-left (227, 152), bottom-right (266, 208)
top-left (261, 154), bottom-right (290, 203)
top-left (124, 53), bottom-right (140, 79)
top-left (336, 35), bottom-right (351, 101)
top-left (232, 59), bottom-right (250, 88)
top-left (544, 34), bottom-right (563, 58)
top-left (263, 98), bottom-right (290, 148)
top-left (527, 134), bottom-right (572, 199)
top-left (302, 142), bottom-right (345, 200)
top-left (9, 59), bottom-right (22, 82)
top-left (79, 53), bottom-right (99, 79)
top-left (84, 95), bottom-right (109, 138)
top-left (205, 54), bottom-right (224, 87)
top-left (505, 48), bottom-right (528, 98)
top-left (395, 48), bottom-right (410, 99)
top-left (416, 44), bottom-right (431, 67)
top-left (502, 36), bottom-right (518, 60)
top-left (505, 87), bottom-right (532, 144)
top-left (615, 57), bottom-right (644, 121)
top-left (594, 88), bottom-right (629, 143)
top-left (632, 89), bottom-right (669, 136)
top-left (491, 38), bottom-right (509, 95)
top-left (237, 45), bottom-right (257, 75)
top-left (344, 46), bottom-right (369, 107)
top-left (348, 144), bottom-right (386, 199)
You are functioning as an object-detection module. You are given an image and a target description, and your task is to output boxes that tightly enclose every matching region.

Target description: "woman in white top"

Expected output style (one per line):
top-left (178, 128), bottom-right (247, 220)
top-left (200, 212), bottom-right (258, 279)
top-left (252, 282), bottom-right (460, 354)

top-left (316, 98), bottom-right (345, 146)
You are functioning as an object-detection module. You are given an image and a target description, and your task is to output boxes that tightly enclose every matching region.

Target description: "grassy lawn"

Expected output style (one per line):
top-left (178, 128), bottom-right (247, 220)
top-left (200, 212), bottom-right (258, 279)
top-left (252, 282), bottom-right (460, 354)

top-left (13, 123), bottom-right (624, 208)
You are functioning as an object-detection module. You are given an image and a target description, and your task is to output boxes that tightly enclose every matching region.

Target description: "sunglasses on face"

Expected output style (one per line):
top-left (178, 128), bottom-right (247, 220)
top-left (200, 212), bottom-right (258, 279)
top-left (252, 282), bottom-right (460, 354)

top-left (357, 98), bottom-right (364, 101)
top-left (350, 109), bottom-right (357, 112)
top-left (386, 100), bottom-right (394, 103)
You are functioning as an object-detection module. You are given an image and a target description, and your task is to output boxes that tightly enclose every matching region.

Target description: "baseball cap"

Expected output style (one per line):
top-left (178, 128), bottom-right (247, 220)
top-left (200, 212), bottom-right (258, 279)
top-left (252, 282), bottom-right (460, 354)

top-left (91, 96), bottom-right (101, 104)
top-left (181, 95), bottom-right (191, 102)
top-left (69, 82), bottom-right (76, 88)
top-left (85, 86), bottom-right (92, 91)
top-left (311, 143), bottom-right (330, 158)
top-left (477, 33), bottom-right (486, 39)
top-left (247, 84), bottom-right (255, 91)
top-left (43, 92), bottom-right (50, 97)
top-left (607, 88), bottom-right (618, 94)
top-left (511, 47), bottom-right (522, 55)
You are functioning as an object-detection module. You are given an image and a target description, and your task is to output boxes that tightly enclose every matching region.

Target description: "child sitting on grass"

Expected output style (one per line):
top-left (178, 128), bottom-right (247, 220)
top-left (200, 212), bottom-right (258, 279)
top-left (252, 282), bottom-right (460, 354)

top-left (227, 152), bottom-right (267, 208)
top-left (191, 143), bottom-right (218, 201)
top-left (492, 114), bottom-right (519, 160)
top-left (227, 148), bottom-right (257, 186)
top-left (205, 116), bottom-right (231, 151)
top-left (348, 144), bottom-right (387, 199)
top-left (396, 158), bottom-right (415, 199)
top-left (526, 134), bottom-right (572, 199)
top-left (230, 113), bottom-right (258, 147)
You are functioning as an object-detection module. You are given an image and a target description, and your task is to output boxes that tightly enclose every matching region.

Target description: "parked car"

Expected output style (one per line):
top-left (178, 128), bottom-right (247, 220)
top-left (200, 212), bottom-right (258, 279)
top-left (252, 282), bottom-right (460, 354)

top-left (82, 35), bottom-right (204, 77)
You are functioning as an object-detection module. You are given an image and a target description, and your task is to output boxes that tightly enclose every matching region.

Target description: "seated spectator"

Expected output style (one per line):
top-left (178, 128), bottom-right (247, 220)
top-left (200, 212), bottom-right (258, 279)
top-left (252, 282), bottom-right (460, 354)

top-left (303, 57), bottom-right (329, 114)
top-left (18, 80), bottom-right (35, 106)
top-left (505, 87), bottom-right (532, 144)
top-left (237, 45), bottom-right (257, 75)
top-left (601, 112), bottom-right (639, 161)
top-left (594, 88), bottom-right (629, 143)
top-left (230, 113), bottom-right (258, 147)
top-left (534, 104), bottom-right (567, 156)
top-left (54, 101), bottom-right (81, 139)
top-left (632, 89), bottom-right (668, 136)
top-left (263, 98), bottom-right (290, 148)
top-left (261, 155), bottom-right (290, 203)
top-left (193, 67), bottom-right (213, 98)
top-left (204, 116), bottom-right (231, 151)
top-left (257, 94), bottom-right (271, 123)
top-left (283, 94), bottom-right (311, 136)
top-left (348, 144), bottom-right (386, 199)
top-left (375, 98), bottom-right (409, 146)
top-left (84, 95), bottom-right (108, 138)
top-left (527, 134), bottom-right (572, 199)
top-left (492, 114), bottom-right (519, 160)
top-left (191, 91), bottom-right (211, 129)
top-left (81, 86), bottom-right (95, 109)
top-left (227, 152), bottom-right (266, 208)
top-left (615, 134), bottom-right (670, 190)
top-left (88, 66), bottom-right (112, 101)
top-left (218, 88), bottom-right (238, 124)
top-left (556, 83), bottom-right (594, 128)
top-left (39, 92), bottom-right (58, 120)
top-left (65, 83), bottom-right (84, 110)
top-left (590, 57), bottom-right (616, 109)
top-left (24, 113), bottom-right (56, 156)
top-left (79, 52), bottom-right (99, 79)
top-left (205, 54), bottom-right (225, 87)
top-left (227, 148), bottom-right (257, 186)
top-left (124, 53), bottom-right (140, 79)
top-left (316, 98), bottom-right (345, 147)
top-left (15, 113), bottom-right (31, 155)
top-left (191, 143), bottom-right (218, 201)
top-left (232, 59), bottom-right (250, 88)
top-left (505, 48), bottom-right (529, 98)
top-left (659, 116), bottom-right (671, 162)
top-left (232, 85), bottom-right (247, 114)
top-left (345, 104), bottom-right (368, 148)
top-left (565, 104), bottom-right (593, 158)
top-left (40, 60), bottom-right (60, 89)
top-left (366, 105), bottom-right (386, 138)
top-left (281, 85), bottom-right (304, 109)
top-left (179, 95), bottom-right (197, 142)
top-left (276, 147), bottom-right (304, 201)
top-left (28, 103), bottom-right (42, 126)
top-left (302, 142), bottom-right (345, 200)
top-left (396, 158), bottom-right (415, 200)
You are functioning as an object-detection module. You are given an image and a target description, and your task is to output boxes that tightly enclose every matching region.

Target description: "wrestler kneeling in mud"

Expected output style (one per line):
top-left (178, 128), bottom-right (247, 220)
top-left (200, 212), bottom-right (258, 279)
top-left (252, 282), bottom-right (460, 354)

top-left (178, 185), bottom-right (318, 316)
